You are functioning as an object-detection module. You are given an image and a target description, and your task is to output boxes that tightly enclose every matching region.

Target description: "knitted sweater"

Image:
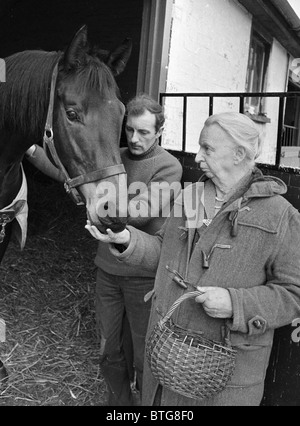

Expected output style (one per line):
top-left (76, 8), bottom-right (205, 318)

top-left (94, 141), bottom-right (183, 277)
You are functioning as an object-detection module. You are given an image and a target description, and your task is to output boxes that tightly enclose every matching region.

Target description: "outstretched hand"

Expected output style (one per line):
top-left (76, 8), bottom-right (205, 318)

top-left (85, 220), bottom-right (131, 246)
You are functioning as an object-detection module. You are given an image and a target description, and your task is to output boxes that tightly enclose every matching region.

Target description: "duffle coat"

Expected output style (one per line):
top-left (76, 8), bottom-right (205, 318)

top-left (111, 169), bottom-right (300, 406)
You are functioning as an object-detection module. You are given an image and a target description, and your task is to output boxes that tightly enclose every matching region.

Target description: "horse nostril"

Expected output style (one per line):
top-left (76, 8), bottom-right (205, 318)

top-left (104, 202), bottom-right (109, 211)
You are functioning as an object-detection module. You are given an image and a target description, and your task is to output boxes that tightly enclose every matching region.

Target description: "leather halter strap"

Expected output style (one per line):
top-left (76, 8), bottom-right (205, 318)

top-left (43, 62), bottom-right (126, 206)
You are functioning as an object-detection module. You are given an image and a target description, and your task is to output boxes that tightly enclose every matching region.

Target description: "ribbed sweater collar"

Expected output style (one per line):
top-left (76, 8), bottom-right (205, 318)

top-left (126, 140), bottom-right (161, 161)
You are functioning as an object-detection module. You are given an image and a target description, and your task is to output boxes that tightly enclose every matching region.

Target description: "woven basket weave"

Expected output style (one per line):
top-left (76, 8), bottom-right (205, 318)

top-left (146, 291), bottom-right (237, 400)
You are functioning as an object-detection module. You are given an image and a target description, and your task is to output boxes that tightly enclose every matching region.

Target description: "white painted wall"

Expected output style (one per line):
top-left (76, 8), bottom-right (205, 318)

top-left (163, 0), bottom-right (252, 153)
top-left (287, 0), bottom-right (300, 18)
top-left (162, 0), bottom-right (290, 166)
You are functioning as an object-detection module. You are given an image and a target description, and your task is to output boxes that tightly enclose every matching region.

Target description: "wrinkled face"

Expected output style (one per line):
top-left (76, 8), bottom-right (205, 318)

top-left (125, 110), bottom-right (162, 155)
top-left (54, 77), bottom-right (128, 233)
top-left (195, 124), bottom-right (236, 185)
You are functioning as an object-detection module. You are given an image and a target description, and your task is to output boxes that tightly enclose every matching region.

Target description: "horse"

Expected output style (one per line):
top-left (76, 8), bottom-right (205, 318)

top-left (0, 25), bottom-right (131, 266)
top-left (0, 24), bottom-right (131, 382)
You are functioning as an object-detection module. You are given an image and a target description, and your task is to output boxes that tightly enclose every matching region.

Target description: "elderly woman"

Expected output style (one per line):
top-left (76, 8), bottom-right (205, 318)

top-left (86, 112), bottom-right (300, 406)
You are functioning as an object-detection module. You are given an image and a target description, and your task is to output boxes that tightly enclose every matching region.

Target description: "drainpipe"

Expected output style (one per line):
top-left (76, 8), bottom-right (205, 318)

top-left (270, 0), bottom-right (300, 35)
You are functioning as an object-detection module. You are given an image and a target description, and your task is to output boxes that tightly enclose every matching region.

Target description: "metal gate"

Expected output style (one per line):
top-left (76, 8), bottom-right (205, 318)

top-left (160, 91), bottom-right (300, 168)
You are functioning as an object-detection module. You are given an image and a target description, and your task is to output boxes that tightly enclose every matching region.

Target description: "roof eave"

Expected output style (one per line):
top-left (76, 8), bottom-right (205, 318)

top-left (238, 0), bottom-right (300, 57)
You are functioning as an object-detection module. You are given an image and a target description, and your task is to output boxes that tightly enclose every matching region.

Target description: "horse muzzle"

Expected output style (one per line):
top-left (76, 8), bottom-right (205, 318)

top-left (84, 173), bottom-right (128, 234)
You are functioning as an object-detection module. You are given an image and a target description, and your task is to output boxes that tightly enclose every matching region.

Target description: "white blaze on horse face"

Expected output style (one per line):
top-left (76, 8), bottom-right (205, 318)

top-left (81, 173), bottom-right (128, 225)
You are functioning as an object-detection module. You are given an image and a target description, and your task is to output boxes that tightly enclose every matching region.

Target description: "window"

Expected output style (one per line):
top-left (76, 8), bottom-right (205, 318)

top-left (245, 30), bottom-right (270, 117)
top-left (281, 81), bottom-right (300, 168)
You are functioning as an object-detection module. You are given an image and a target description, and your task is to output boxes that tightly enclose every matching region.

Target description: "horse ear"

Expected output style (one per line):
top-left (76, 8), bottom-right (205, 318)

top-left (63, 25), bottom-right (88, 69)
top-left (106, 38), bottom-right (132, 76)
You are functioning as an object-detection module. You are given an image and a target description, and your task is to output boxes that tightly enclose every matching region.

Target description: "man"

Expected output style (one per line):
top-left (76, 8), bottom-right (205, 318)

top-left (93, 94), bottom-right (182, 406)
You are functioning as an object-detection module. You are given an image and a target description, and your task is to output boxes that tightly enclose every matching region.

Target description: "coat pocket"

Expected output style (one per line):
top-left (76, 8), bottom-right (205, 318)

top-left (228, 332), bottom-right (273, 387)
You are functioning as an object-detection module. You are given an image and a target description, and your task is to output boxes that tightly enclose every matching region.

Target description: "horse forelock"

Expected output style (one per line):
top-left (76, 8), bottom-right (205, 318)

top-left (0, 50), bottom-right (61, 137)
top-left (60, 55), bottom-right (119, 99)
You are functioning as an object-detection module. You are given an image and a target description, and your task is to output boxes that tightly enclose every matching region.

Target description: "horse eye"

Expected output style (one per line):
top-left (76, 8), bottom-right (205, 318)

top-left (66, 110), bottom-right (78, 121)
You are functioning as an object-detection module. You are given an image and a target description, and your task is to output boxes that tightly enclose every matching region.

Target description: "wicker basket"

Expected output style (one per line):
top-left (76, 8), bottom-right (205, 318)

top-left (146, 291), bottom-right (237, 400)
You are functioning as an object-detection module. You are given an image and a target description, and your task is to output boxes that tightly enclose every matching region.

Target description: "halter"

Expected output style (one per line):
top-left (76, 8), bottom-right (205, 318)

top-left (43, 62), bottom-right (126, 206)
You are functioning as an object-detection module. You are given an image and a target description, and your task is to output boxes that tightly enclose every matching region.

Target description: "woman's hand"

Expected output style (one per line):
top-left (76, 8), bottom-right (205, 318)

top-left (85, 220), bottom-right (131, 246)
top-left (195, 287), bottom-right (233, 319)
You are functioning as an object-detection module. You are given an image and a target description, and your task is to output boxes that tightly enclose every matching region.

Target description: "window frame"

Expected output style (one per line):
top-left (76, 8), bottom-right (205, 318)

top-left (245, 28), bottom-right (271, 118)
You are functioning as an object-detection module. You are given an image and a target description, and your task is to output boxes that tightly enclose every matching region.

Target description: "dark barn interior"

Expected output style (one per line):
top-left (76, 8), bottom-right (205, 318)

top-left (0, 0), bottom-right (143, 102)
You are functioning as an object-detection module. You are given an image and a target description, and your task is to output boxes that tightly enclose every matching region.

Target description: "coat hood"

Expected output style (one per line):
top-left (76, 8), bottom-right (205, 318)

top-left (199, 167), bottom-right (287, 200)
top-left (245, 172), bottom-right (287, 199)
top-left (181, 167), bottom-right (288, 234)
top-left (227, 169), bottom-right (288, 237)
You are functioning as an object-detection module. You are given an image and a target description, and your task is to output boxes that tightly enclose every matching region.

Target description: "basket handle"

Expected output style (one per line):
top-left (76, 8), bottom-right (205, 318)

top-left (161, 291), bottom-right (203, 326)
top-left (160, 290), bottom-right (233, 348)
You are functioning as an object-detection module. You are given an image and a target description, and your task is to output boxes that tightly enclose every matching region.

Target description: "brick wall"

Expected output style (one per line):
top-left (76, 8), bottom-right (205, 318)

top-left (259, 166), bottom-right (300, 209)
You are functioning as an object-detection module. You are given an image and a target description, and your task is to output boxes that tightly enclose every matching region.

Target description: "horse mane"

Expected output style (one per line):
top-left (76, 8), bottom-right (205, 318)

top-left (0, 51), bottom-right (61, 138)
top-left (0, 47), bottom-right (119, 138)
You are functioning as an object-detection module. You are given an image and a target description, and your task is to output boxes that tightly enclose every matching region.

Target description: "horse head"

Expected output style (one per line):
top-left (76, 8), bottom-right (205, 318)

top-left (0, 25), bottom-right (131, 251)
top-left (51, 25), bottom-right (132, 233)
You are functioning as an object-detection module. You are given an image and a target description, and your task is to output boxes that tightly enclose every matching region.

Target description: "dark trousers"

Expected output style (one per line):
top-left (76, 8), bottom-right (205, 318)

top-left (95, 268), bottom-right (154, 406)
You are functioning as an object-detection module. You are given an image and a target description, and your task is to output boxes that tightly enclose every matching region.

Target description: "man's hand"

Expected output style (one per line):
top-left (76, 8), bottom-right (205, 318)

top-left (195, 287), bottom-right (233, 319)
top-left (85, 220), bottom-right (131, 246)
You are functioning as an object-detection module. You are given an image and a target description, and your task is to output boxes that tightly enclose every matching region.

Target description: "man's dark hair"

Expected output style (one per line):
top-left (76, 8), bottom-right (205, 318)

top-left (126, 93), bottom-right (165, 132)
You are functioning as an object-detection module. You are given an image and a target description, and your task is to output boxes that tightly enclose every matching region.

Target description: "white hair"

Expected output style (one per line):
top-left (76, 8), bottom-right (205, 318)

top-left (204, 112), bottom-right (262, 162)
